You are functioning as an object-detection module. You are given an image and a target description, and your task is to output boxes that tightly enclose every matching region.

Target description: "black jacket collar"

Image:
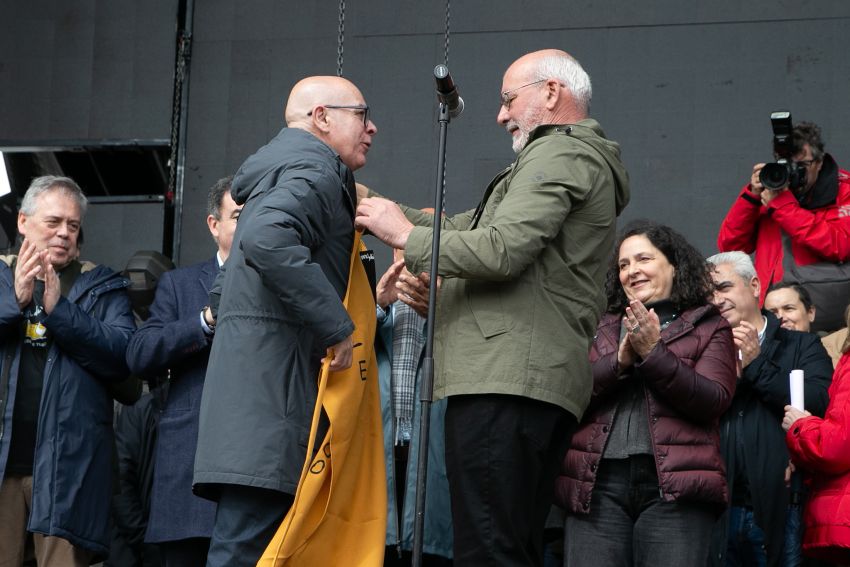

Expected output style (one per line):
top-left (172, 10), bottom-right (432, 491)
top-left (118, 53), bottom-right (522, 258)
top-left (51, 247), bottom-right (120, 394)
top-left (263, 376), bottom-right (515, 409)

top-left (797, 153), bottom-right (838, 209)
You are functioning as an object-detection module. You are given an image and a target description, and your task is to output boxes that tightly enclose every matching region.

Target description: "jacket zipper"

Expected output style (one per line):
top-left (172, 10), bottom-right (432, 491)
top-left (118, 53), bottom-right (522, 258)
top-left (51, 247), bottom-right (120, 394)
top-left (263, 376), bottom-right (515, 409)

top-left (0, 350), bottom-right (13, 444)
top-left (643, 376), bottom-right (664, 500)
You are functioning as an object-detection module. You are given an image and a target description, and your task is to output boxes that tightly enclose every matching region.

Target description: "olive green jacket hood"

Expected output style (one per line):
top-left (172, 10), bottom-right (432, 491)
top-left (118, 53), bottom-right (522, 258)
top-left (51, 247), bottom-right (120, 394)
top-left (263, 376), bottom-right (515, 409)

top-left (531, 119), bottom-right (630, 216)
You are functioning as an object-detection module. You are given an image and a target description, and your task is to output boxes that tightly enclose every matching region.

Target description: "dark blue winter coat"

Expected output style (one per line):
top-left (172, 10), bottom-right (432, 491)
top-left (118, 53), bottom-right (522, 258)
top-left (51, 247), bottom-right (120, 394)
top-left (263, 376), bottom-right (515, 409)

top-left (125, 257), bottom-right (218, 542)
top-left (0, 258), bottom-right (134, 555)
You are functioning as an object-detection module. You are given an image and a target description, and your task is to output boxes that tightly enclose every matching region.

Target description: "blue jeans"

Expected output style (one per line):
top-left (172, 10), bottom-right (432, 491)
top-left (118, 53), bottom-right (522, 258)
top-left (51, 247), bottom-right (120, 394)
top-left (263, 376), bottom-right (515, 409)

top-left (726, 506), bottom-right (767, 567)
top-left (564, 455), bottom-right (715, 567)
top-left (726, 504), bottom-right (804, 567)
top-left (783, 504), bottom-right (803, 567)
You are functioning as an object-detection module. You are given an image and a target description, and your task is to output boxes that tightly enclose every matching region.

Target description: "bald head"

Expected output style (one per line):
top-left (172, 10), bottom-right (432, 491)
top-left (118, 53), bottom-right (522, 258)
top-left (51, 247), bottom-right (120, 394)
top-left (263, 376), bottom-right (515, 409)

top-left (284, 75), bottom-right (377, 171)
top-left (285, 76), bottom-right (362, 128)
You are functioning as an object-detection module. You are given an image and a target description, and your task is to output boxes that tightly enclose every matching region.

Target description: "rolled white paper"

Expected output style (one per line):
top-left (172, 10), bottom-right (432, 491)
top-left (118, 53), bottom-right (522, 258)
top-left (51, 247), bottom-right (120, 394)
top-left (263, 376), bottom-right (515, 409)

top-left (790, 369), bottom-right (805, 411)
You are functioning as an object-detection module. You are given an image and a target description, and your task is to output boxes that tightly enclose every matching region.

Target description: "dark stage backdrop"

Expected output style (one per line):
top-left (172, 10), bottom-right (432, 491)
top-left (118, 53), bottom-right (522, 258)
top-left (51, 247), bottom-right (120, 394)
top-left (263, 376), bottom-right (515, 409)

top-left (2, 0), bottom-right (850, 272)
top-left (0, 0), bottom-right (176, 270)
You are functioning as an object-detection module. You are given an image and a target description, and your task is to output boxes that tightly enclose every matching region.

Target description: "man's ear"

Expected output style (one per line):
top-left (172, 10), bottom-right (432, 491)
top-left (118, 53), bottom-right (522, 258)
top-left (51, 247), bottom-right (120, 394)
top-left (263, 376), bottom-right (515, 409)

top-left (312, 106), bottom-right (332, 133)
top-left (545, 78), bottom-right (563, 111)
top-left (17, 212), bottom-right (27, 237)
top-left (750, 275), bottom-right (761, 299)
top-left (207, 214), bottom-right (219, 241)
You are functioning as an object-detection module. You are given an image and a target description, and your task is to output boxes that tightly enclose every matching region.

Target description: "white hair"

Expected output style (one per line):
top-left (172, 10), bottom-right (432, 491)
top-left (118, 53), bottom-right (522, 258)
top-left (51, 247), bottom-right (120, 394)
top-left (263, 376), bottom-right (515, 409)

top-left (532, 52), bottom-right (592, 115)
top-left (706, 251), bottom-right (756, 281)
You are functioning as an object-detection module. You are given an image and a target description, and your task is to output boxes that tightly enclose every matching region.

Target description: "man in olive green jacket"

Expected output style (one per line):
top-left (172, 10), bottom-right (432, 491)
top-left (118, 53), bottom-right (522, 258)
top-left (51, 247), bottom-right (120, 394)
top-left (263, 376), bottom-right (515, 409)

top-left (356, 49), bottom-right (629, 566)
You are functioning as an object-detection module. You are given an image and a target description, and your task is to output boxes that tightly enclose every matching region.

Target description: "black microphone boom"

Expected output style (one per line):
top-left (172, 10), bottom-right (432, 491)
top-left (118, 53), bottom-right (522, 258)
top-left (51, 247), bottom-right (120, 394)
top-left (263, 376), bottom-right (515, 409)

top-left (434, 64), bottom-right (464, 118)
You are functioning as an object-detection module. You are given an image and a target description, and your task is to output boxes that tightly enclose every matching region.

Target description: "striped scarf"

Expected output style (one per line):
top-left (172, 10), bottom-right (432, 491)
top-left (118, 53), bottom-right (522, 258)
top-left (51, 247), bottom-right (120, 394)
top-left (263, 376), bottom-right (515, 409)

top-left (390, 302), bottom-right (425, 445)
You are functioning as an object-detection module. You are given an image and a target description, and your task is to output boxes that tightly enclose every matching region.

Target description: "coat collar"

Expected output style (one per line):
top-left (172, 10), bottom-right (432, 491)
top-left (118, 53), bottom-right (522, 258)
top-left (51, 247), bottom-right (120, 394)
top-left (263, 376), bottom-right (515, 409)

top-left (798, 153), bottom-right (839, 209)
top-left (199, 256), bottom-right (218, 291)
top-left (757, 310), bottom-right (782, 352)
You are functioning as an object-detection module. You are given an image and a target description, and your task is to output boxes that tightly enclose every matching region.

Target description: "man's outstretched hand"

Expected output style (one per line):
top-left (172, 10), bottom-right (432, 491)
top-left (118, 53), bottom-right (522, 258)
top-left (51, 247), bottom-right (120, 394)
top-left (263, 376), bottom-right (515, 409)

top-left (355, 197), bottom-right (414, 249)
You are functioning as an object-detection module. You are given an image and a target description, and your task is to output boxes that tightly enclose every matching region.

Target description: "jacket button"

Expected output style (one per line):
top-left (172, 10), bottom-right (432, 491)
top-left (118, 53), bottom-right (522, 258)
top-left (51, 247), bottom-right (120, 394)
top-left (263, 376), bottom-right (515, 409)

top-left (582, 502), bottom-right (589, 510)
top-left (651, 417), bottom-right (658, 423)
top-left (602, 425), bottom-right (609, 433)
top-left (590, 464), bottom-right (596, 472)
top-left (738, 410), bottom-right (744, 417)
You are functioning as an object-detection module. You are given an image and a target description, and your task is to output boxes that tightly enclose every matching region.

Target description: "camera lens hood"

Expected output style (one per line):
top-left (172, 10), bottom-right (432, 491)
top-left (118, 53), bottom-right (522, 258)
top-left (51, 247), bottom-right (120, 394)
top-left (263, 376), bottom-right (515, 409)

top-left (760, 162), bottom-right (790, 190)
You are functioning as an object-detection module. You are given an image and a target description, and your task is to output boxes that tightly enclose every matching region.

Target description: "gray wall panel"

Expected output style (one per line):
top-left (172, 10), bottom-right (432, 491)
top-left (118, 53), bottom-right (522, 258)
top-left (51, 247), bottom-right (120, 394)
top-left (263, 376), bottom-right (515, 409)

top-left (82, 202), bottom-right (165, 272)
top-left (175, 2), bottom-right (850, 269)
top-left (0, 0), bottom-right (175, 142)
top-left (4, 0), bottom-right (850, 275)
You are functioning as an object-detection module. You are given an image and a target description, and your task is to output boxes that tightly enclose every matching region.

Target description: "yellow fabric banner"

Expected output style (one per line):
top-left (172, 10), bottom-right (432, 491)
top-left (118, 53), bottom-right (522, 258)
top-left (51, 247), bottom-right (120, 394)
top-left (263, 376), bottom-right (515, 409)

top-left (258, 232), bottom-right (386, 567)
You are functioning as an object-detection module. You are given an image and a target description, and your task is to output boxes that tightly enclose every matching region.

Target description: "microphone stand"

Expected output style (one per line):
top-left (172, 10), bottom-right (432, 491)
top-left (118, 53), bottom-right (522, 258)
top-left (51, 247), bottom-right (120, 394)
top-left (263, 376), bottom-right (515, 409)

top-left (411, 100), bottom-right (450, 567)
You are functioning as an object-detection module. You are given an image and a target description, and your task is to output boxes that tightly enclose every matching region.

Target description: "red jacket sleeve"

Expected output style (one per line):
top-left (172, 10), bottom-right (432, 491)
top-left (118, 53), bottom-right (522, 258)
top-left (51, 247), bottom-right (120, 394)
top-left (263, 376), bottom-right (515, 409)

top-left (786, 356), bottom-right (850, 475)
top-left (717, 185), bottom-right (762, 254)
top-left (767, 178), bottom-right (850, 262)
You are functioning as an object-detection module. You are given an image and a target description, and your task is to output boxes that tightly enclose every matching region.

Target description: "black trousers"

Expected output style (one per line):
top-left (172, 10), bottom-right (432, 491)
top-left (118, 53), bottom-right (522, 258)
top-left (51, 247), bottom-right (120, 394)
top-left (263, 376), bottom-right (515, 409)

top-left (444, 394), bottom-right (577, 567)
top-left (160, 537), bottom-right (211, 567)
top-left (205, 485), bottom-right (293, 567)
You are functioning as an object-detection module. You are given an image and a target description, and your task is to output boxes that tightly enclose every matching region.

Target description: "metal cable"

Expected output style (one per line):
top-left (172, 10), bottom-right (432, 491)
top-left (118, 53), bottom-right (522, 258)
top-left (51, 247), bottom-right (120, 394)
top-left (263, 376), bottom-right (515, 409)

top-left (444, 0), bottom-right (450, 66)
top-left (168, 33), bottom-right (188, 203)
top-left (337, 0), bottom-right (345, 76)
top-left (441, 0), bottom-right (451, 212)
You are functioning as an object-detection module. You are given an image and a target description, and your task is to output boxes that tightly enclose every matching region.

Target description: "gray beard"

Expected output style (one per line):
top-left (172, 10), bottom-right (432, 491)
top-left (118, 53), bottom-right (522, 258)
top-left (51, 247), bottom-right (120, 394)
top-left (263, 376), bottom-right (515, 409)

top-left (512, 130), bottom-right (530, 154)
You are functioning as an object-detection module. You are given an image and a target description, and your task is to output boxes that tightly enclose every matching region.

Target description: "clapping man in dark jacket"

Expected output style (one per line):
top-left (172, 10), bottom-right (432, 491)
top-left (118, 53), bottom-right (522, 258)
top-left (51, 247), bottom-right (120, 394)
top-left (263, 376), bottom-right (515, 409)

top-left (125, 176), bottom-right (242, 566)
top-left (0, 176), bottom-right (135, 565)
top-left (193, 76), bottom-right (377, 567)
top-left (707, 251), bottom-right (832, 567)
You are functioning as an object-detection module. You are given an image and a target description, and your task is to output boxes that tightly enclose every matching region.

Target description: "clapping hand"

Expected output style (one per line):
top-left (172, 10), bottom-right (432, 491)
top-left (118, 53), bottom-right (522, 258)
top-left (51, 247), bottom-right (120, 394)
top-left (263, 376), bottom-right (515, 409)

top-left (14, 239), bottom-right (47, 310)
top-left (623, 299), bottom-right (661, 359)
top-left (732, 321), bottom-right (761, 369)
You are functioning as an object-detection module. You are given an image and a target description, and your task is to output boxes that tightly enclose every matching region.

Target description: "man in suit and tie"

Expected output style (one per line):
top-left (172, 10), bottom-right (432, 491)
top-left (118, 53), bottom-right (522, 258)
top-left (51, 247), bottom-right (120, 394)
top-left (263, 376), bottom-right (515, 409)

top-left (125, 176), bottom-right (242, 566)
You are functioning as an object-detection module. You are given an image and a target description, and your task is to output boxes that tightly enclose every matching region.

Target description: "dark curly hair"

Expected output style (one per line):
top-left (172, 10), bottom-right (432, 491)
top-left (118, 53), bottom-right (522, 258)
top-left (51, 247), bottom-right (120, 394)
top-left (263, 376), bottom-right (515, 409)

top-left (605, 220), bottom-right (714, 314)
top-left (792, 122), bottom-right (825, 162)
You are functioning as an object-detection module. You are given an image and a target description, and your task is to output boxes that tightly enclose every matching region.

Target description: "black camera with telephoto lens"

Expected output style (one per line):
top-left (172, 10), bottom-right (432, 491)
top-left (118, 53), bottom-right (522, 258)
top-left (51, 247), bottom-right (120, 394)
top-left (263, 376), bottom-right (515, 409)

top-left (759, 111), bottom-right (807, 191)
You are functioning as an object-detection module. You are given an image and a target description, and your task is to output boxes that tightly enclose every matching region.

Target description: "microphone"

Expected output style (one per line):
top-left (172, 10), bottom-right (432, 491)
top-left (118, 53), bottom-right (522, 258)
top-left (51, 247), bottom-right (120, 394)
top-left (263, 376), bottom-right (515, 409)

top-left (434, 64), bottom-right (464, 118)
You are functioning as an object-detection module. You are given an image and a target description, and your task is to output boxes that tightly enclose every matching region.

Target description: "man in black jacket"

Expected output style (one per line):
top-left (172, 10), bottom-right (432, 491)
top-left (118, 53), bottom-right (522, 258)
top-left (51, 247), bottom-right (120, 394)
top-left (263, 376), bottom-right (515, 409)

top-left (193, 76), bottom-right (377, 567)
top-left (707, 251), bottom-right (832, 567)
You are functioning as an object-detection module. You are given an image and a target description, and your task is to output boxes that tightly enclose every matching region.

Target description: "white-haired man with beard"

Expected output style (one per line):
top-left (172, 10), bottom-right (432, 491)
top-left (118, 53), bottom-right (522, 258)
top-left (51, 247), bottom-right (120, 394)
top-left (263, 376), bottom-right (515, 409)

top-left (356, 49), bottom-right (630, 566)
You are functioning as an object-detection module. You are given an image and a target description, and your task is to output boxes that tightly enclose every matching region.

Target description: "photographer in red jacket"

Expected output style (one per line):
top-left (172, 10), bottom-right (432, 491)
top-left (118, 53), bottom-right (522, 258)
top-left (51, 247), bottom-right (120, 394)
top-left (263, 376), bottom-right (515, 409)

top-left (717, 121), bottom-right (850, 332)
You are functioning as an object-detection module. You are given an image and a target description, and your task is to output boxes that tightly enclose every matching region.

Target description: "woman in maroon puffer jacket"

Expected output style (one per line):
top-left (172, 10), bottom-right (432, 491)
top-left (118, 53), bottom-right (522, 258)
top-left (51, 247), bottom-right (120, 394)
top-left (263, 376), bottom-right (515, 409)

top-left (554, 221), bottom-right (737, 566)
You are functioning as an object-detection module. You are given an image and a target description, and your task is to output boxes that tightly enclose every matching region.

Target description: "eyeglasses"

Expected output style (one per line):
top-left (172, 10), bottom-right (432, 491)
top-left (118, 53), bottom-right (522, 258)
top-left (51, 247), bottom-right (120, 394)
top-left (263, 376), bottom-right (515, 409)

top-left (499, 79), bottom-right (546, 110)
top-left (797, 159), bottom-right (817, 168)
top-left (308, 104), bottom-right (370, 126)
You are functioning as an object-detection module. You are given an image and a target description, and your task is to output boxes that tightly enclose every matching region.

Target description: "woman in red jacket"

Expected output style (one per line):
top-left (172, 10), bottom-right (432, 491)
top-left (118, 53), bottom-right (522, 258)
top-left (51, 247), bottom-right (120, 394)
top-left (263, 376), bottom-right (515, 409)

top-left (783, 352), bottom-right (850, 563)
top-left (555, 220), bottom-right (737, 566)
